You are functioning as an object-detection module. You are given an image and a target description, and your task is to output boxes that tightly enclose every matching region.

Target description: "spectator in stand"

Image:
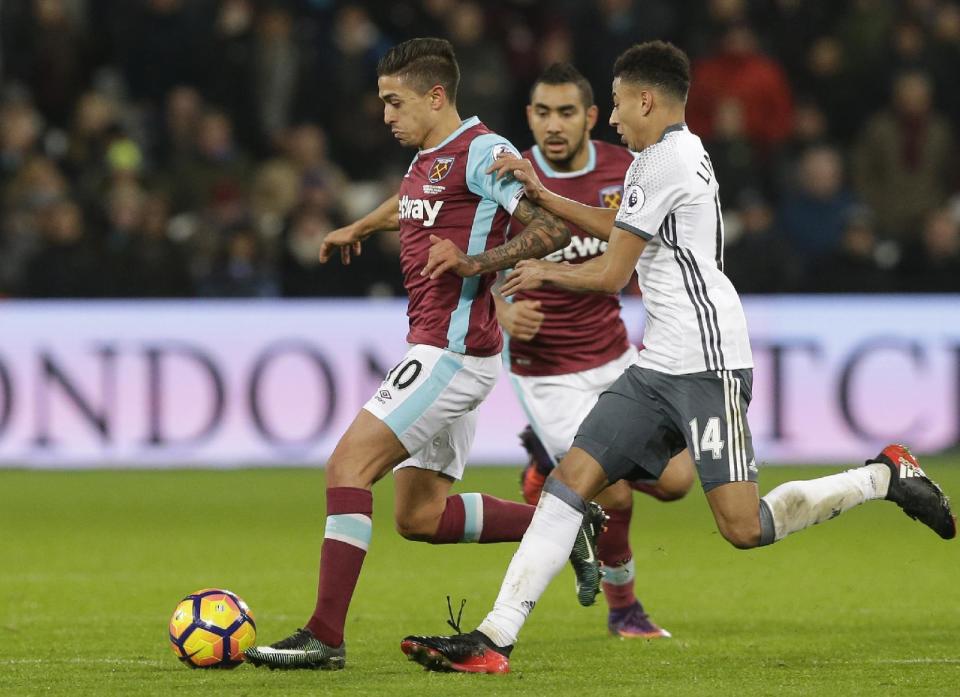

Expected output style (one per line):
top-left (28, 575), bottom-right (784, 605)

top-left (281, 124), bottom-right (348, 219)
top-left (65, 91), bottom-right (118, 182)
top-left (724, 189), bottom-right (799, 294)
top-left (804, 205), bottom-right (888, 293)
top-left (2, 0), bottom-right (91, 127)
top-left (102, 179), bottom-right (144, 256)
top-left (248, 157), bottom-right (301, 270)
top-left (445, 2), bottom-right (511, 135)
top-left (200, 223), bottom-right (278, 298)
top-left (887, 19), bottom-right (929, 71)
top-left (204, 0), bottom-right (257, 150)
top-left (538, 24), bottom-right (575, 69)
top-left (166, 109), bottom-right (252, 213)
top-left (156, 86), bottom-right (203, 169)
top-left (21, 198), bottom-right (107, 297)
top-left (929, 2), bottom-right (960, 127)
top-left (778, 145), bottom-right (858, 262)
top-left (752, 0), bottom-right (841, 79)
top-left (687, 22), bottom-right (794, 154)
top-left (703, 97), bottom-right (760, 205)
top-left (324, 3), bottom-right (396, 178)
top-left (899, 207), bottom-right (960, 292)
top-left (281, 205), bottom-right (402, 298)
top-left (771, 98), bottom-right (831, 196)
top-left (852, 70), bottom-right (955, 241)
top-left (799, 35), bottom-right (871, 143)
top-left (683, 0), bottom-right (750, 59)
top-left (0, 154), bottom-right (68, 294)
top-left (112, 191), bottom-right (193, 297)
top-left (0, 99), bottom-right (41, 191)
top-left (832, 0), bottom-right (895, 126)
top-left (249, 3), bottom-right (317, 152)
top-left (281, 209), bottom-right (341, 297)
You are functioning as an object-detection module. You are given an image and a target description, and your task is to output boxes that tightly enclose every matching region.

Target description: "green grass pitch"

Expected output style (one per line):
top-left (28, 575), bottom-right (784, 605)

top-left (1, 461), bottom-right (958, 696)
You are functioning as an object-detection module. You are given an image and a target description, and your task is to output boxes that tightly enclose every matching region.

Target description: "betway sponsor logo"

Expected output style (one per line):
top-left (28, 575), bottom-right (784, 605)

top-left (398, 196), bottom-right (443, 227)
top-left (544, 235), bottom-right (607, 262)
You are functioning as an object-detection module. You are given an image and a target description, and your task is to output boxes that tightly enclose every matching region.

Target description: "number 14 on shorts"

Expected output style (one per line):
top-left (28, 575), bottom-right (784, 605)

top-left (689, 417), bottom-right (724, 460)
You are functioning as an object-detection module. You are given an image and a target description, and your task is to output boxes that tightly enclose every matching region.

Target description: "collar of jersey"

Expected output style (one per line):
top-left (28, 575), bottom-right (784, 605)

top-left (419, 116), bottom-right (480, 155)
top-left (656, 122), bottom-right (687, 143)
top-left (531, 140), bottom-right (596, 179)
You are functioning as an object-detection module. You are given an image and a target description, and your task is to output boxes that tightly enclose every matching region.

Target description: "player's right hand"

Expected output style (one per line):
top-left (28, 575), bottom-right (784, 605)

top-left (319, 224), bottom-right (363, 265)
top-left (501, 259), bottom-right (550, 297)
top-left (422, 235), bottom-right (480, 279)
top-left (499, 299), bottom-right (545, 342)
top-left (485, 156), bottom-right (545, 202)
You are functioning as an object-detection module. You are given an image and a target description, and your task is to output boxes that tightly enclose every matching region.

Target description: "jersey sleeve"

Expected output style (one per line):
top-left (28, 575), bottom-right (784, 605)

top-left (614, 148), bottom-right (683, 240)
top-left (465, 134), bottom-right (526, 215)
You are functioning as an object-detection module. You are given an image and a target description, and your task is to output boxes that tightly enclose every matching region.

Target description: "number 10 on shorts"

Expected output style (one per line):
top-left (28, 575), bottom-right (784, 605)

top-left (689, 417), bottom-right (724, 461)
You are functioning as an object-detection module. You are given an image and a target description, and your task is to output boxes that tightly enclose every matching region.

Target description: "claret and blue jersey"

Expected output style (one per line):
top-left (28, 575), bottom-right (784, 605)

top-left (398, 116), bottom-right (525, 357)
top-left (506, 140), bottom-right (635, 377)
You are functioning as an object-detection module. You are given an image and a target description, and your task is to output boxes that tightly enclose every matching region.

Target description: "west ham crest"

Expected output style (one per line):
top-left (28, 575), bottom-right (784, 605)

top-left (599, 185), bottom-right (624, 209)
top-left (428, 156), bottom-right (456, 183)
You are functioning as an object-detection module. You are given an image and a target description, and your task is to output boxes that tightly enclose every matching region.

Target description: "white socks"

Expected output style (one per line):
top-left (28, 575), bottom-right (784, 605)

top-left (477, 491), bottom-right (583, 647)
top-left (762, 463), bottom-right (890, 542)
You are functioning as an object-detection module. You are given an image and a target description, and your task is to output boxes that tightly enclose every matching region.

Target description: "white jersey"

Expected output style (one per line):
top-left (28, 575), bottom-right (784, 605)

top-left (614, 123), bottom-right (753, 375)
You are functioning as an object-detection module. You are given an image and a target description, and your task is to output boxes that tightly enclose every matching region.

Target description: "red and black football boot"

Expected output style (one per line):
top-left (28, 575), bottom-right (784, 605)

top-left (870, 444), bottom-right (956, 540)
top-left (401, 630), bottom-right (510, 674)
top-left (520, 461), bottom-right (548, 505)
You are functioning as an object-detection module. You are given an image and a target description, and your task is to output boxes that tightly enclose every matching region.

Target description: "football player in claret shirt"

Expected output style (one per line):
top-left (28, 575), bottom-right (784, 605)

top-left (495, 62), bottom-right (695, 638)
top-left (401, 40), bottom-right (955, 675)
top-left (244, 37), bottom-right (590, 671)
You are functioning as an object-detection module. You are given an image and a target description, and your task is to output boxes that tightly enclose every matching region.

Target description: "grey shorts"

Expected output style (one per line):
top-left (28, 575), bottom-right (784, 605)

top-left (573, 365), bottom-right (756, 491)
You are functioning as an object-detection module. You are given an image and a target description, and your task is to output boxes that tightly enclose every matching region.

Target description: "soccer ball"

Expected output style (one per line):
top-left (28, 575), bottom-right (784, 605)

top-left (168, 588), bottom-right (257, 668)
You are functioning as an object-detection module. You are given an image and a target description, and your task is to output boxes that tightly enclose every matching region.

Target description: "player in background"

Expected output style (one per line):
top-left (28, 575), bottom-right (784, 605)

top-left (497, 62), bottom-right (694, 638)
top-left (244, 37), bottom-right (583, 671)
top-left (401, 40), bottom-right (956, 674)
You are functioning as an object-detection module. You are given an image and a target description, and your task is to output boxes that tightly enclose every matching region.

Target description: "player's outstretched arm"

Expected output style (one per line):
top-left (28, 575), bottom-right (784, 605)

top-left (422, 198), bottom-right (570, 279)
top-left (487, 156), bottom-right (617, 241)
top-left (501, 227), bottom-right (645, 296)
top-left (319, 194), bottom-right (399, 265)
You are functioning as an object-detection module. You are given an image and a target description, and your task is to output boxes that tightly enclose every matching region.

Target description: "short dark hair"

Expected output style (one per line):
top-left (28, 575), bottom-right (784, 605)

top-left (613, 41), bottom-right (690, 102)
top-left (530, 62), bottom-right (594, 108)
top-left (377, 37), bottom-right (460, 103)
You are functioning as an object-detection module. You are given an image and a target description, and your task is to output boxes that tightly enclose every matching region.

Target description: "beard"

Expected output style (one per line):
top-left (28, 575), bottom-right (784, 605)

top-left (542, 133), bottom-right (588, 170)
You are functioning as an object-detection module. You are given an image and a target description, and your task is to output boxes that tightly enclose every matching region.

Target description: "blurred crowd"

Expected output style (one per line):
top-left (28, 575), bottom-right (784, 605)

top-left (1, 0), bottom-right (958, 299)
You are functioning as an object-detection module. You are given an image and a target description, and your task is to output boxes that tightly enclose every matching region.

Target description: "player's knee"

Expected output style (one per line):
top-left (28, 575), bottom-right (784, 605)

top-left (394, 509), bottom-right (439, 542)
top-left (719, 519), bottom-right (761, 549)
top-left (657, 468), bottom-right (695, 501)
top-left (324, 457), bottom-right (352, 488)
top-left (595, 480), bottom-right (633, 510)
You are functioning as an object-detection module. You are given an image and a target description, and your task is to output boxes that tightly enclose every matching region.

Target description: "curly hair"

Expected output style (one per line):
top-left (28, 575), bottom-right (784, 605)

top-left (613, 41), bottom-right (691, 102)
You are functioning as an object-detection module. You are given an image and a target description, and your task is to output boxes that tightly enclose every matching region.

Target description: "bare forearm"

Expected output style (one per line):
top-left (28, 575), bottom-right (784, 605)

top-left (356, 194), bottom-right (400, 238)
top-left (542, 256), bottom-right (621, 294)
top-left (466, 199), bottom-right (571, 274)
top-left (538, 190), bottom-right (617, 241)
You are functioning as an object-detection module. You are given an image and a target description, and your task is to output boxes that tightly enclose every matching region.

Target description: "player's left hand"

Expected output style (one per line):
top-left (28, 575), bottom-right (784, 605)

top-left (501, 259), bottom-right (551, 297)
top-left (422, 234), bottom-right (481, 279)
top-left (486, 156), bottom-right (545, 202)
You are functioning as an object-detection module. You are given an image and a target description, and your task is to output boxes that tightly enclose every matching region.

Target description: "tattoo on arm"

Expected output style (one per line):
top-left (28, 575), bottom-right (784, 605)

top-left (467, 199), bottom-right (571, 273)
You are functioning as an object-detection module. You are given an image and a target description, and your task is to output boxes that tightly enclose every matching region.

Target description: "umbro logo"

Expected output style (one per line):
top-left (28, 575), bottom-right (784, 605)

top-left (379, 389), bottom-right (392, 400)
top-left (521, 600), bottom-right (536, 614)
